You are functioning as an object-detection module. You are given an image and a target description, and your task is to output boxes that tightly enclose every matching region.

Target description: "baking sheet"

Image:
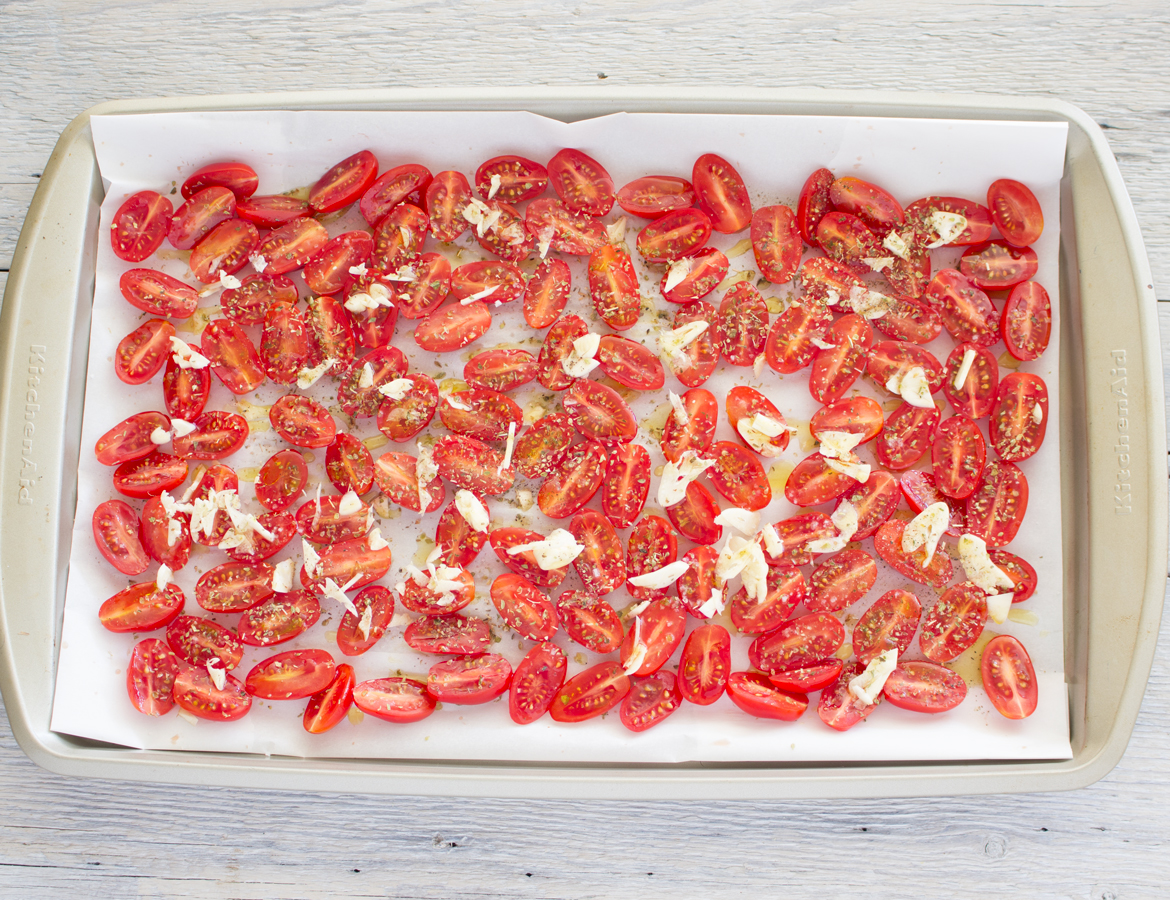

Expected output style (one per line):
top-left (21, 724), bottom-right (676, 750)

top-left (50, 109), bottom-right (1070, 762)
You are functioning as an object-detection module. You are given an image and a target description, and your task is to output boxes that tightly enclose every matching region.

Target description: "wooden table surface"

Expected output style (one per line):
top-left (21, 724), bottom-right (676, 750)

top-left (2, 2), bottom-right (1169, 897)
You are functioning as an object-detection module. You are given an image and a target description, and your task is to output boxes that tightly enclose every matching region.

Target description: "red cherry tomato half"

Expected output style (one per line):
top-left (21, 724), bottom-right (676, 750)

top-left (490, 573), bottom-right (559, 641)
top-left (636, 207), bottom-right (712, 263)
top-left (236, 195), bottom-right (310, 228)
top-left (427, 654), bottom-right (512, 705)
top-left (726, 672), bottom-right (809, 721)
top-left (513, 413), bottom-right (573, 479)
top-left (139, 495), bottom-right (191, 571)
top-left (874, 401), bottom-right (940, 471)
top-left (807, 548), bottom-right (877, 613)
top-left (852, 588), bottom-right (922, 665)
top-left (567, 508), bottom-right (625, 596)
top-left (840, 471), bottom-right (901, 540)
top-left (751, 204), bottom-right (802, 283)
top-left (830, 176), bottom-right (904, 234)
top-left (116, 318), bottom-right (176, 386)
top-left (547, 148), bottom-right (615, 216)
top-left (465, 348), bottom-right (537, 393)
top-left (451, 259), bottom-right (526, 304)
top-left (1001, 281), bottom-right (1052, 361)
top-left (173, 668), bottom-right (252, 722)
top-left (353, 677), bottom-right (435, 723)
top-left (563, 378), bottom-right (638, 443)
top-left (526, 198), bottom-right (608, 256)
top-left (882, 661), bottom-right (967, 714)
top-left (126, 638), bottom-right (180, 716)
top-left (325, 432), bottom-right (375, 495)
top-left (925, 269), bottom-right (999, 347)
top-left (404, 614), bottom-right (492, 656)
top-left (536, 315), bottom-right (588, 391)
top-left (981, 634), bottom-right (1038, 719)
top-left (439, 387), bottom-right (522, 442)
top-left (360, 163), bottom-right (432, 226)
top-left (784, 452), bottom-right (856, 508)
top-left (873, 519), bottom-right (954, 589)
top-left (624, 515), bottom-right (679, 603)
top-left (168, 186), bottom-right (236, 250)
top-left (705, 440), bottom-right (771, 511)
top-left (337, 347), bottom-right (409, 418)
top-left (943, 342), bottom-right (999, 420)
top-left (476, 155), bottom-right (548, 204)
top-left (119, 269), bottom-right (199, 319)
top-left (415, 300), bottom-right (492, 352)
top-left (932, 415), bottom-right (986, 499)
top-left (95, 411), bottom-right (170, 467)
top-left (99, 581), bottom-right (185, 633)
top-left (900, 470), bottom-right (966, 538)
top-left (620, 670), bottom-right (684, 732)
top-left (765, 300), bottom-right (833, 375)
top-left (768, 661), bottom-right (843, 695)
top-left (524, 258), bottom-right (572, 329)
top-left (588, 244), bottom-right (642, 330)
top-left (434, 499), bottom-right (489, 569)
top-left (763, 512), bottom-right (835, 567)
top-left (260, 302), bottom-right (310, 386)
top-left (920, 582), bottom-right (988, 663)
top-left (666, 481), bottom-right (723, 546)
top-left (255, 217), bottom-right (329, 276)
top-left (549, 662), bottom-right (630, 723)
top-left (965, 460), bottom-right (1029, 547)
top-left (337, 585), bottom-right (396, 656)
top-left (617, 175), bottom-right (695, 219)
top-left (269, 394), bottom-right (336, 449)
top-left (987, 179), bottom-right (1044, 248)
top-left (222, 272), bottom-right (299, 325)
top-left (729, 566), bottom-right (806, 636)
top-left (433, 435), bottom-right (514, 497)
top-left (714, 282), bottom-right (769, 367)
top-left (669, 301), bottom-right (720, 387)
top-left (601, 442), bottom-right (651, 530)
top-left (172, 411), bottom-right (249, 460)
top-left (181, 161), bottom-right (259, 201)
top-left (796, 167), bottom-right (834, 247)
top-left (817, 662), bottom-right (878, 732)
top-left (692, 153), bottom-right (751, 233)
top-left (309, 149), bottom-right (378, 216)
top-left (113, 451), bottom-right (188, 499)
top-left (661, 387), bottom-right (718, 463)
top-left (960, 241), bottom-right (1039, 291)
top-left (238, 591), bottom-right (321, 647)
top-left (659, 247), bottom-right (729, 304)
top-left (905, 196), bottom-right (993, 246)
top-left (165, 615), bottom-right (243, 669)
top-left (555, 591), bottom-right (623, 654)
top-left (816, 212), bottom-right (880, 273)
top-left (990, 548), bottom-right (1039, 603)
top-left (245, 649), bottom-right (336, 700)
top-left (377, 375), bottom-right (439, 443)
top-left (304, 231), bottom-right (374, 296)
top-left (809, 314), bottom-right (874, 404)
top-left (255, 448), bottom-right (308, 513)
top-left (748, 613), bottom-right (845, 676)
top-left (303, 664), bottom-right (356, 734)
top-left (425, 170), bottom-right (473, 242)
top-left (873, 297), bottom-right (943, 345)
top-left (399, 568), bottom-right (473, 616)
top-left (195, 560), bottom-right (274, 613)
top-left (201, 318), bottom-right (265, 394)
top-left (110, 190), bottom-right (173, 262)
top-left (370, 450), bottom-right (446, 513)
top-left (189, 218), bottom-right (260, 284)
top-left (990, 372), bottom-right (1048, 462)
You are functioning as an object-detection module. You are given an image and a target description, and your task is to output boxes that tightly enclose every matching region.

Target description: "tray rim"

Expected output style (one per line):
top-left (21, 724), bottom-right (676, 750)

top-left (0, 86), bottom-right (1164, 800)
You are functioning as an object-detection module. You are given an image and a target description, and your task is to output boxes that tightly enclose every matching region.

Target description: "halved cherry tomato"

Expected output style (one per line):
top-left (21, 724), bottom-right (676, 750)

top-left (432, 434), bottom-right (512, 496)
top-left (238, 591), bottom-right (321, 647)
top-left (246, 649), bottom-right (336, 700)
top-left (874, 401), bottom-right (939, 471)
top-left (873, 297), bottom-right (943, 345)
top-left (371, 450), bottom-right (446, 512)
top-left (617, 175), bottom-right (695, 218)
top-left (873, 519), bottom-right (954, 588)
top-left (425, 170), bottom-right (473, 242)
top-left (324, 433), bottom-right (374, 495)
top-left (555, 590), bottom-right (622, 654)
top-left (597, 335), bottom-right (665, 390)
top-left (451, 260), bottom-right (525, 305)
top-left (169, 186), bottom-right (236, 250)
top-left (882, 661), bottom-right (967, 714)
top-left (714, 282), bottom-right (768, 367)
top-left (866, 341), bottom-right (943, 395)
top-left (336, 585), bottom-right (396, 655)
top-left (222, 272), bottom-right (299, 325)
top-left (750, 204), bottom-right (801, 283)
top-left (182, 162), bottom-right (258, 201)
top-left (172, 410), bottom-right (249, 460)
top-left (905, 196), bottom-right (993, 246)
top-left (796, 167), bottom-right (835, 247)
top-left (490, 527), bottom-right (569, 588)
top-left (360, 163), bottom-right (432, 226)
top-left (309, 149), bottom-right (378, 215)
top-left (256, 448), bottom-right (308, 513)
top-left (763, 512), bottom-right (835, 567)
top-left (236, 195), bottom-right (309, 227)
top-left (465, 348), bottom-right (537, 393)
top-left (404, 614), bottom-right (492, 655)
top-left (173, 668), bottom-right (252, 721)
top-left (303, 664), bottom-right (356, 734)
top-left (933, 415), bottom-right (986, 499)
top-left (748, 613), bottom-right (845, 675)
top-left (113, 451), bottom-right (188, 499)
top-left (784, 453), bottom-right (857, 507)
top-left (990, 548), bottom-right (1038, 603)
top-left (110, 190), bottom-right (173, 262)
top-left (119, 269), bottom-right (199, 319)
top-left (563, 378), bottom-right (637, 443)
top-left (726, 672), bottom-right (808, 721)
top-left (765, 301), bottom-right (833, 374)
top-left (853, 589), bottom-right (922, 664)
top-left (965, 460), bottom-right (1028, 547)
top-left (427, 654), bottom-right (512, 705)
top-left (817, 662), bottom-right (878, 731)
top-left (304, 231), bottom-right (374, 296)
top-left (226, 511), bottom-right (296, 564)
top-left (692, 153), bottom-right (751, 233)
top-left (987, 179), bottom-right (1043, 247)
top-left (166, 615), bottom-right (243, 669)
top-left (268, 394), bottom-right (335, 450)
top-left (415, 300), bottom-right (492, 352)
top-left (548, 148), bottom-right (615, 216)
top-left (185, 464), bottom-right (238, 546)
top-left (840, 471), bottom-right (900, 539)
top-left (725, 386), bottom-right (789, 457)
top-left (816, 212), bottom-right (880, 272)
top-left (201, 318), bottom-right (265, 394)
top-left (491, 573), bottom-right (559, 641)
top-left (399, 568), bottom-right (474, 616)
top-left (675, 545), bottom-right (719, 619)
top-left (620, 597), bottom-right (687, 676)
top-left (512, 413), bottom-right (573, 479)
top-left (377, 374), bottom-right (438, 443)
top-left (1002, 281), bottom-right (1052, 361)
top-left (353, 677), bottom-right (435, 723)
top-left (809, 314), bottom-right (873, 403)
top-left (990, 373), bottom-right (1048, 462)
top-left (620, 671), bottom-right (683, 732)
top-left (441, 388), bottom-right (523, 443)
top-left (636, 207), bottom-right (712, 263)
top-left (434, 498), bottom-right (489, 569)
top-left (729, 565), bottom-right (806, 635)
top-left (196, 560), bottom-right (274, 613)
top-left (255, 217), bottom-right (329, 276)
top-left (526, 198), bottom-right (608, 256)
top-left (807, 548), bottom-right (877, 613)
top-left (668, 301), bottom-right (720, 387)
top-left (832, 177), bottom-right (905, 235)
top-left (99, 582), bottom-right (185, 633)
top-left (900, 470), bottom-right (966, 538)
top-left (601, 442), bottom-right (651, 529)
top-left (661, 387), bottom-right (717, 462)
top-left (95, 411), bottom-right (170, 467)
top-left (550, 662), bottom-right (629, 723)
top-left (705, 440), bottom-right (771, 510)
top-left (569, 508), bottom-right (625, 595)
top-left (925, 269), bottom-right (999, 347)
top-left (126, 638), bottom-right (180, 716)
top-left (473, 199), bottom-right (534, 261)
top-left (162, 346), bottom-right (211, 421)
top-left (943, 342), bottom-right (999, 419)
top-left (536, 315), bottom-right (587, 391)
top-left (921, 582), bottom-right (988, 663)
top-left (982, 634), bottom-right (1038, 718)
top-left (189, 218), bottom-right (259, 283)
top-left (139, 494), bottom-right (191, 570)
top-left (476, 155), bottom-right (548, 203)
top-left (337, 347), bottom-right (409, 418)
top-left (117, 318), bottom-right (176, 386)
top-left (960, 241), bottom-right (1039, 290)
top-left (625, 515), bottom-right (679, 602)
top-left (588, 244), bottom-right (641, 330)
top-left (768, 661), bottom-right (843, 694)
top-left (799, 256), bottom-right (865, 307)
top-left (524, 258), bottom-right (572, 329)
top-left (371, 203), bottom-right (429, 270)
top-left (660, 247), bottom-right (729, 303)
top-left (666, 480), bottom-right (722, 546)
top-left (509, 641), bottom-right (567, 725)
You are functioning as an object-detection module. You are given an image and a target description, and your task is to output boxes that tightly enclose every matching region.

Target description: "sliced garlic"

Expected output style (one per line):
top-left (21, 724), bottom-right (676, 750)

top-left (901, 502), bottom-right (950, 567)
top-left (925, 210), bottom-right (968, 249)
top-left (454, 489), bottom-right (490, 534)
top-left (848, 648), bottom-right (898, 707)
top-left (957, 534), bottom-right (1016, 594)
top-left (627, 559), bottom-right (691, 590)
top-left (378, 377), bottom-right (414, 401)
top-left (561, 332), bottom-right (601, 378)
top-left (506, 528), bottom-right (584, 569)
top-left (713, 507), bottom-right (760, 535)
top-left (885, 365), bottom-right (935, 409)
top-left (657, 450), bottom-right (716, 508)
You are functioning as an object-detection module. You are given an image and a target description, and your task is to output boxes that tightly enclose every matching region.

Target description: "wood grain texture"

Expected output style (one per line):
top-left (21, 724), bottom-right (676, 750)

top-left (1, 2), bottom-right (1170, 897)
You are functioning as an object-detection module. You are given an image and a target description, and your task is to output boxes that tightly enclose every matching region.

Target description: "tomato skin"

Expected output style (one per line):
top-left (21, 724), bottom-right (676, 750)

top-left (960, 241), bottom-right (1039, 290)
top-left (117, 318), bottom-right (176, 386)
top-left (830, 176), bottom-right (905, 234)
top-left (564, 378), bottom-right (638, 443)
top-left (817, 662), bottom-right (879, 731)
top-left (726, 672), bottom-right (809, 721)
top-left (809, 314), bottom-right (874, 404)
top-left (874, 401), bottom-right (940, 471)
top-left (785, 453), bottom-right (858, 508)
top-left (625, 515), bottom-right (679, 602)
top-left (378, 374), bottom-right (438, 443)
top-left (982, 634), bottom-right (1038, 718)
top-left (490, 527), bottom-right (569, 588)
top-left (840, 471), bottom-right (900, 540)
top-left (255, 217), bottom-right (329, 276)
top-left (617, 175), bottom-right (695, 218)
top-left (943, 342), bottom-right (999, 419)
top-left (169, 186), bottom-right (236, 250)
top-left (808, 548), bottom-right (878, 613)
top-left (165, 615), bottom-right (244, 669)
top-left (569, 508), bottom-right (626, 595)
top-left (524, 258), bottom-right (572, 329)
top-left (636, 207), bottom-right (712, 263)
top-left (434, 498), bottom-right (489, 569)
top-left (238, 591), bottom-right (321, 647)
top-left (415, 300), bottom-right (492, 353)
top-left (110, 190), bottom-right (173, 262)
top-left (692, 153), bottom-right (752, 233)
top-left (748, 613), bottom-right (845, 676)
top-left (189, 218), bottom-right (260, 283)
top-left (404, 614), bottom-right (493, 656)
top-left (126, 638), bottom-right (180, 716)
top-left (729, 565), bottom-right (806, 635)
top-left (384, 252), bottom-right (450, 321)
top-left (816, 211), bottom-right (881, 273)
top-left (990, 548), bottom-right (1038, 603)
top-left (254, 448), bottom-right (308, 513)
top-left (476, 154), bottom-right (548, 203)
top-left (905, 196), bottom-right (994, 246)
top-left (304, 231), bottom-right (374, 296)
top-left (765, 301), bottom-right (833, 375)
top-left (873, 519), bottom-right (954, 588)
top-left (196, 561), bottom-right (275, 613)
top-left (666, 480), bottom-right (723, 546)
top-left (601, 442), bottom-right (651, 529)
top-left (138, 494), bottom-right (191, 570)
top-left (882, 661), bottom-right (967, 714)
top-left (668, 300), bottom-right (720, 387)
top-left (925, 269), bottom-right (999, 347)
top-left (597, 335), bottom-right (666, 390)
top-left (853, 589), bottom-right (922, 665)
top-left (425, 170), bottom-right (473, 242)
top-left (353, 677), bottom-right (435, 723)
top-left (432, 435), bottom-right (513, 497)
top-left (797, 167), bottom-right (835, 247)
top-left (99, 582), bottom-right (185, 633)
top-left (182, 162), bottom-right (258, 201)
top-left (303, 664), bottom-right (356, 734)
top-left (714, 282), bottom-right (769, 367)
top-left (768, 661), bottom-right (843, 694)
top-left (510, 642), bottom-right (567, 725)
top-left (309, 149), bottom-right (379, 215)
top-left (526, 198), bottom-right (608, 256)
top-left (427, 654), bottom-right (513, 705)
top-left (173, 668), bottom-right (252, 722)
top-left (465, 348), bottom-right (537, 394)
top-left (360, 163), bottom-right (432, 226)
top-left (172, 411), bottom-right (249, 460)
top-left (705, 440), bottom-right (771, 511)
top-left (371, 450), bottom-right (446, 513)
top-left (990, 373), bottom-right (1048, 462)
top-left (1002, 281), bottom-right (1052, 361)
top-left (750, 204), bottom-right (801, 283)
top-left (921, 582), bottom-right (988, 663)
top-left (965, 460), bottom-right (1028, 547)
top-left (987, 179), bottom-right (1044, 248)
top-left (246, 649), bottom-right (336, 700)
top-left (873, 298), bottom-right (943, 345)
top-left (95, 411), bottom-right (170, 467)
top-left (336, 585), bottom-right (396, 656)
top-left (490, 573), bottom-right (560, 641)
top-left (932, 415), bottom-right (986, 499)
top-left (236, 195), bottom-right (310, 227)
top-left (549, 662), bottom-right (630, 723)
top-left (113, 451), bottom-right (188, 499)
top-left (588, 244), bottom-right (641, 330)
top-left (660, 247), bottom-right (729, 304)
top-left (547, 148), bottom-right (615, 216)
top-left (119, 269), bottom-right (199, 319)
top-left (812, 398), bottom-right (886, 444)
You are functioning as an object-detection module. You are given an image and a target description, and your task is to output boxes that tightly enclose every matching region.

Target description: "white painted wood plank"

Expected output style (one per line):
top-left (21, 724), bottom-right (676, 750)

top-left (0, 183), bottom-right (37, 270)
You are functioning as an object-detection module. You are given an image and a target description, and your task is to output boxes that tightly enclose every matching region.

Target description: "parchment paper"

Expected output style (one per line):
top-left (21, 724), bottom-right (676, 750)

top-left (51, 109), bottom-right (1070, 762)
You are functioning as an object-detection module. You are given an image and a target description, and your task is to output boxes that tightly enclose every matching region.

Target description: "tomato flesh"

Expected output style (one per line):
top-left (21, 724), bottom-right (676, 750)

top-left (981, 634), bottom-right (1038, 719)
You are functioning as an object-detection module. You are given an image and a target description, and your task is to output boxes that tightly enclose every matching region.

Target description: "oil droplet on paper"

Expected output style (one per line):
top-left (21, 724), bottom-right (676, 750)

top-left (767, 460), bottom-right (794, 495)
top-left (952, 629), bottom-right (998, 688)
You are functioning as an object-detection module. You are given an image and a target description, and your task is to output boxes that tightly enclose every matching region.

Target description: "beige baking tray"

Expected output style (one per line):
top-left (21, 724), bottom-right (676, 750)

top-left (0, 88), bottom-right (1163, 799)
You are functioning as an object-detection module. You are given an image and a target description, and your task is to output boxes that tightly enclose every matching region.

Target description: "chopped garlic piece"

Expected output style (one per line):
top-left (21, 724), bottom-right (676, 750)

top-left (561, 332), bottom-right (601, 378)
top-left (271, 558), bottom-right (296, 594)
top-left (166, 516), bottom-right (182, 548)
top-left (150, 426), bottom-right (171, 444)
top-left (882, 230), bottom-right (911, 261)
top-left (506, 528), bottom-right (584, 569)
top-left (817, 430), bottom-right (865, 461)
top-left (296, 358), bottom-right (336, 389)
top-left (863, 256), bottom-right (894, 273)
top-left (337, 489), bottom-right (363, 517)
top-left (302, 539), bottom-right (323, 579)
top-left (825, 456), bottom-right (871, 484)
top-left (623, 639), bottom-right (647, 676)
top-left (952, 347), bottom-right (977, 391)
top-left (155, 564), bottom-right (174, 592)
top-left (206, 659), bottom-right (227, 692)
top-left (445, 394), bottom-right (473, 411)
top-left (848, 648), bottom-right (898, 707)
top-left (416, 444), bottom-right (438, 512)
top-left (715, 536), bottom-right (768, 605)
top-left (218, 270), bottom-right (242, 291)
top-left (986, 592), bottom-right (1014, 624)
top-left (885, 365), bottom-right (935, 409)
top-left (348, 262), bottom-right (368, 277)
top-left (753, 352), bottom-right (766, 377)
top-left (606, 216), bottom-right (628, 244)
top-left (658, 321), bottom-right (708, 369)
top-left (344, 289), bottom-right (393, 314)
top-left (957, 534), bottom-right (1016, 594)
top-left (902, 502), bottom-right (950, 567)
top-left (249, 253), bottom-right (268, 273)
top-left (713, 507), bottom-right (760, 535)
top-left (760, 524), bottom-right (783, 558)
top-left (384, 265), bottom-right (417, 283)
top-left (367, 528), bottom-right (389, 552)
top-left (657, 450), bottom-right (716, 508)
top-left (487, 173), bottom-right (502, 200)
top-left (497, 421), bottom-right (517, 474)
top-left (668, 391), bottom-right (689, 426)
top-left (378, 377), bottom-right (414, 401)
top-left (737, 414), bottom-right (786, 457)
top-left (171, 418), bottom-right (196, 438)
top-left (356, 604), bottom-right (375, 640)
top-left (846, 285), bottom-right (896, 320)
top-left (462, 198), bottom-right (501, 237)
top-left (696, 587), bottom-right (725, 619)
top-left (1033, 403), bottom-right (1044, 425)
top-left (516, 488), bottom-right (534, 511)
top-left (454, 490), bottom-right (490, 533)
top-left (628, 560), bottom-right (691, 590)
top-left (170, 336), bottom-right (210, 369)
top-left (663, 257), bottom-right (694, 294)
top-left (321, 576), bottom-right (360, 617)
top-left (810, 336), bottom-right (836, 351)
top-left (460, 284), bottom-right (499, 304)
top-left (357, 362), bottom-right (375, 390)
top-left (807, 500), bottom-right (860, 554)
top-left (925, 210), bottom-right (968, 249)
